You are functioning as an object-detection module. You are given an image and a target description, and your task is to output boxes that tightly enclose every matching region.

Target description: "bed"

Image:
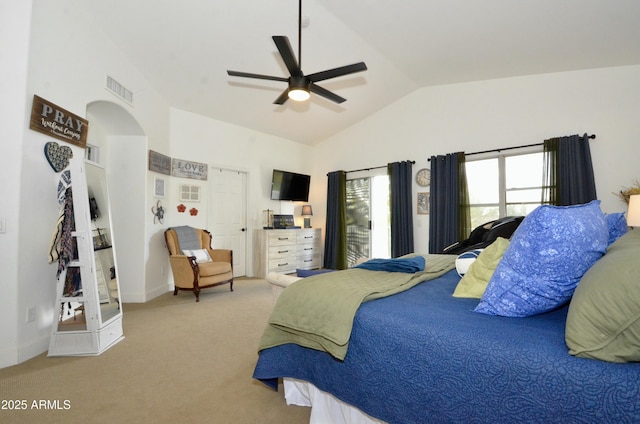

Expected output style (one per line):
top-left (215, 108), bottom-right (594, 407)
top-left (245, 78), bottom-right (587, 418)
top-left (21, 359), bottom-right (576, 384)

top-left (253, 202), bottom-right (640, 424)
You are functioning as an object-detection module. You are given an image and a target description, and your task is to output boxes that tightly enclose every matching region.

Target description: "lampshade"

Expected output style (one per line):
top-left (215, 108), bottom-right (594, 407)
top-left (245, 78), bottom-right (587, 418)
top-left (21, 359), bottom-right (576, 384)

top-left (288, 88), bottom-right (310, 101)
top-left (301, 205), bottom-right (313, 216)
top-left (288, 76), bottom-right (310, 102)
top-left (627, 194), bottom-right (640, 227)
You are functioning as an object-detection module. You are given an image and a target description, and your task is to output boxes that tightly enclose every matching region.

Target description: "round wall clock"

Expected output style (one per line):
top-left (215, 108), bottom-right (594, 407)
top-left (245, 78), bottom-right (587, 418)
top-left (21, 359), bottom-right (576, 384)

top-left (416, 168), bottom-right (431, 187)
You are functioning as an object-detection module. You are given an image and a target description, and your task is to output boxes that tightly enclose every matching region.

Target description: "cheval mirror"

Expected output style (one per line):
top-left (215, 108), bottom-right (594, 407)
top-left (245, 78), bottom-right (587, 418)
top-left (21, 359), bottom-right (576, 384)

top-left (86, 161), bottom-right (121, 325)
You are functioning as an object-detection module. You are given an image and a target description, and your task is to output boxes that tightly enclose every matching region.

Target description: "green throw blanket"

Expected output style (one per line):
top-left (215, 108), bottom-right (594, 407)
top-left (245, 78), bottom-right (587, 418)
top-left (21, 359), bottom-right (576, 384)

top-left (259, 254), bottom-right (456, 360)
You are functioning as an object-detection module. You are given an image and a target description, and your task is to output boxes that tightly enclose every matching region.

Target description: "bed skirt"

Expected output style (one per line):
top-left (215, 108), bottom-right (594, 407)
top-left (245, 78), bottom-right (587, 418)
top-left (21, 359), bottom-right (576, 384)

top-left (284, 378), bottom-right (386, 424)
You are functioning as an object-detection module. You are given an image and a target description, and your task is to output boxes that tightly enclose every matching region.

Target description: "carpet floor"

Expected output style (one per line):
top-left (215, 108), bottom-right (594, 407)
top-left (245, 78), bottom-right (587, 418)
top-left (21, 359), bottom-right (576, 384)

top-left (0, 278), bottom-right (311, 424)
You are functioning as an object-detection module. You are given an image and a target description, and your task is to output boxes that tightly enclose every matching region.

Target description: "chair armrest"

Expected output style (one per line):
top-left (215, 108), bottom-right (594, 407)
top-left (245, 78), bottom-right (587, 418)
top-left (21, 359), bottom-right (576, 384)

top-left (168, 255), bottom-right (198, 284)
top-left (207, 249), bottom-right (232, 263)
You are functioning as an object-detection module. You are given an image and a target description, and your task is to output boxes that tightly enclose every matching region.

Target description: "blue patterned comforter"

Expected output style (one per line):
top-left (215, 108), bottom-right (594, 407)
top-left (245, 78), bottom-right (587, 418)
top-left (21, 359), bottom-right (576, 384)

top-left (253, 269), bottom-right (640, 424)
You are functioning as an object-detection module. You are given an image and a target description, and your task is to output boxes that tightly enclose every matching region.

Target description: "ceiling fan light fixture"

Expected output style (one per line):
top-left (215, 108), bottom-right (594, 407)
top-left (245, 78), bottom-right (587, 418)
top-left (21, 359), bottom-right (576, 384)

top-left (288, 88), bottom-right (310, 101)
top-left (288, 76), bottom-right (310, 101)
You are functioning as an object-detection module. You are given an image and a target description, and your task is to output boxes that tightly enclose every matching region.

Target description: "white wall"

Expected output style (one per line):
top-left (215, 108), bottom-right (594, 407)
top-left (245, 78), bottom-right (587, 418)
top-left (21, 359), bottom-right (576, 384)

top-left (312, 66), bottom-right (640, 254)
top-left (0, 0), bottom-right (33, 367)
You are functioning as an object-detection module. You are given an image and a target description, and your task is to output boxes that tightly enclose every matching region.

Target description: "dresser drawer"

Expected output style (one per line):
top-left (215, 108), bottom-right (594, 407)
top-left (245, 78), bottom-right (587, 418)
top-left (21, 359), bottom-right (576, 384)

top-left (268, 244), bottom-right (297, 259)
top-left (297, 243), bottom-right (320, 257)
top-left (297, 254), bottom-right (321, 270)
top-left (297, 229), bottom-right (319, 244)
top-left (268, 258), bottom-right (296, 274)
top-left (268, 232), bottom-right (297, 246)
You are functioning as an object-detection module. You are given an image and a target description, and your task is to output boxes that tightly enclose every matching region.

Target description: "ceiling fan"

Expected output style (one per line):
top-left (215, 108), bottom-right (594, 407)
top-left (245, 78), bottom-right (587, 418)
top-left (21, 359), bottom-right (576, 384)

top-left (226, 0), bottom-right (367, 105)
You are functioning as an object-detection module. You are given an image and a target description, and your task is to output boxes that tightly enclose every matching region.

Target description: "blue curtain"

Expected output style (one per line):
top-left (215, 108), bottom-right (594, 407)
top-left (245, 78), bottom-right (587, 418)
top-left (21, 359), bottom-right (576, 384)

top-left (324, 171), bottom-right (348, 270)
top-left (388, 161), bottom-right (414, 258)
top-left (542, 134), bottom-right (597, 206)
top-left (428, 152), bottom-right (470, 253)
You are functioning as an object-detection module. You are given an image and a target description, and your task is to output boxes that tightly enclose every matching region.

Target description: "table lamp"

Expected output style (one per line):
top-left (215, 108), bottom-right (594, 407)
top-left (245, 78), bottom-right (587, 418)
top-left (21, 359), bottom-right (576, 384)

top-left (627, 194), bottom-right (640, 228)
top-left (301, 204), bottom-right (313, 228)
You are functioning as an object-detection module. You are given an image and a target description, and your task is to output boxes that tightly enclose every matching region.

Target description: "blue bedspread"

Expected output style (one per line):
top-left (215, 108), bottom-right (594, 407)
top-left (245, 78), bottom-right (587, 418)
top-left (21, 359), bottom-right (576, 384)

top-left (253, 269), bottom-right (640, 424)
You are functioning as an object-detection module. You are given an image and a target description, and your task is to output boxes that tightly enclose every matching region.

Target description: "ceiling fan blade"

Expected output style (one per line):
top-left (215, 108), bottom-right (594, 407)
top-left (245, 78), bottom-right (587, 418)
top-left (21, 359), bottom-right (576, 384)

top-left (227, 70), bottom-right (288, 82)
top-left (309, 83), bottom-right (346, 104)
top-left (273, 89), bottom-right (289, 105)
top-left (272, 36), bottom-right (302, 76)
top-left (306, 62), bottom-right (368, 83)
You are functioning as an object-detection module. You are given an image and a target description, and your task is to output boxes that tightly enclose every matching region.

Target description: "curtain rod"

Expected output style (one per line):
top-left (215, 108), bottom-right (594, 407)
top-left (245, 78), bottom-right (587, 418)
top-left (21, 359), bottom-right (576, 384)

top-left (344, 160), bottom-right (415, 174)
top-left (427, 133), bottom-right (596, 161)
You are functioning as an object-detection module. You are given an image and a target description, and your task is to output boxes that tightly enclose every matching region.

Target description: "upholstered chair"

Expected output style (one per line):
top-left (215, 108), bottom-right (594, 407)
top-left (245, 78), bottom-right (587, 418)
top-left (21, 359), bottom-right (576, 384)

top-left (164, 226), bottom-right (233, 301)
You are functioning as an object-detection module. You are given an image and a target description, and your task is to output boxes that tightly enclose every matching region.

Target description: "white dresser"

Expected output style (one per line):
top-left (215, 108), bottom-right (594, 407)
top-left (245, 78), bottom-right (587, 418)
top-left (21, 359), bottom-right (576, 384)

top-left (254, 228), bottom-right (322, 278)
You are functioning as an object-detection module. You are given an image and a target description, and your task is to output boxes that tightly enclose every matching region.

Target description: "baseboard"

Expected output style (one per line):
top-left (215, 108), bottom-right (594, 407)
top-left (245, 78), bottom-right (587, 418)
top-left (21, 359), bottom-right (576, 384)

top-left (0, 346), bottom-right (18, 369)
top-left (145, 284), bottom-right (172, 302)
top-left (121, 284), bottom-right (171, 303)
top-left (18, 334), bottom-right (50, 363)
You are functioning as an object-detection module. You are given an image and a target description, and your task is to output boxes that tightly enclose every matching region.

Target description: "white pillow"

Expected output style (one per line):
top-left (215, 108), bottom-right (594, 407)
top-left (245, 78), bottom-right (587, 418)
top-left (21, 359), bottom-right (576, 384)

top-left (455, 249), bottom-right (484, 277)
top-left (182, 249), bottom-right (212, 263)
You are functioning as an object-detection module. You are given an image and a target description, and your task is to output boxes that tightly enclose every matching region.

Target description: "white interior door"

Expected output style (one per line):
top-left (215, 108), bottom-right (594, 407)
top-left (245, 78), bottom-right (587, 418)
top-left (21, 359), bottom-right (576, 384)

top-left (208, 168), bottom-right (247, 276)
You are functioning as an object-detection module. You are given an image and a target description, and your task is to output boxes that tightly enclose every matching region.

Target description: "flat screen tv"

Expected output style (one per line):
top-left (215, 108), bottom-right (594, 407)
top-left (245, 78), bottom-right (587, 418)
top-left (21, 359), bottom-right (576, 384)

top-left (270, 169), bottom-right (310, 202)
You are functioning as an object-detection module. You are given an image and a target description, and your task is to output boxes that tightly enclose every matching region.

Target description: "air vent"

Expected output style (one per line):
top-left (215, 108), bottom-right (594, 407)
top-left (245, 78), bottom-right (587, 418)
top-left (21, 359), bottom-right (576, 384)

top-left (105, 75), bottom-right (134, 105)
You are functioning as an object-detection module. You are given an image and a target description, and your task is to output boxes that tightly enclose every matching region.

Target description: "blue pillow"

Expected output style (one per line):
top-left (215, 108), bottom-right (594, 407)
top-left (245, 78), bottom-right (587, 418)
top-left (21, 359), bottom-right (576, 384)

top-left (475, 200), bottom-right (608, 317)
top-left (296, 268), bottom-right (335, 278)
top-left (604, 212), bottom-right (628, 247)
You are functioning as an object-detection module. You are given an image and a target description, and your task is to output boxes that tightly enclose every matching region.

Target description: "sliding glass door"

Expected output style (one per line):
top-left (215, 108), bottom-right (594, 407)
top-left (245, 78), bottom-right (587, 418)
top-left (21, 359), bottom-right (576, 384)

top-left (346, 174), bottom-right (390, 267)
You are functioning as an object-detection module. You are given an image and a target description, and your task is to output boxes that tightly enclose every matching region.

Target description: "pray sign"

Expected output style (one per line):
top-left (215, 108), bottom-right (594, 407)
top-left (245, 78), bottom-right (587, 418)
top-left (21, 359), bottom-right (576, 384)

top-left (30, 95), bottom-right (89, 148)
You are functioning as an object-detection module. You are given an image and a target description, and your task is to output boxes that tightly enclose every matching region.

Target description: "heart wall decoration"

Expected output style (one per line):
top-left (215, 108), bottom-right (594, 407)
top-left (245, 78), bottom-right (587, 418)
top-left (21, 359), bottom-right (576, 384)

top-left (44, 141), bottom-right (73, 172)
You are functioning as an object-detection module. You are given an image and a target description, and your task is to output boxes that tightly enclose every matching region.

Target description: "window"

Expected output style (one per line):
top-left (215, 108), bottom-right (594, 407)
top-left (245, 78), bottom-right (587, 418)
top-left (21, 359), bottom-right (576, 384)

top-left (466, 150), bottom-right (543, 229)
top-left (85, 144), bottom-right (100, 164)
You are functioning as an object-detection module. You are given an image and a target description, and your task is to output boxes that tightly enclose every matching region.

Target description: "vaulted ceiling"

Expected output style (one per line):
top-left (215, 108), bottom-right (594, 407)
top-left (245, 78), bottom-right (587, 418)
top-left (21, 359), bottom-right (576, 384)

top-left (75, 0), bottom-right (640, 145)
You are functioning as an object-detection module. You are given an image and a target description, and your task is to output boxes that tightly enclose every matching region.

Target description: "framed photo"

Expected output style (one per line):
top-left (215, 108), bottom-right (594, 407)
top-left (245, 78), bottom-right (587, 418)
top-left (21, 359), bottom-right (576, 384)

top-left (154, 177), bottom-right (166, 198)
top-left (417, 192), bottom-right (430, 215)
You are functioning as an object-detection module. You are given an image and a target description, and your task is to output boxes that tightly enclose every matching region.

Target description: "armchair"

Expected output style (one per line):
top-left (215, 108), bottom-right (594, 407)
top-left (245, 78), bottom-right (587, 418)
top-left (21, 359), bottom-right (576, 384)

top-left (164, 226), bottom-right (233, 302)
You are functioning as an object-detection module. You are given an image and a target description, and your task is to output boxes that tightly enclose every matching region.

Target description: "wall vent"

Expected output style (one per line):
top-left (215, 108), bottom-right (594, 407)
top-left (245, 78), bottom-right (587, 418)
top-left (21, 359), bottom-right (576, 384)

top-left (105, 75), bottom-right (134, 105)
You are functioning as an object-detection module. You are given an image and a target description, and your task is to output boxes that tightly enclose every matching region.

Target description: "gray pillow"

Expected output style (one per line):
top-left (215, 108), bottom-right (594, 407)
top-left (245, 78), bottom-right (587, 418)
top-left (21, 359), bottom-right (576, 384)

top-left (565, 230), bottom-right (640, 362)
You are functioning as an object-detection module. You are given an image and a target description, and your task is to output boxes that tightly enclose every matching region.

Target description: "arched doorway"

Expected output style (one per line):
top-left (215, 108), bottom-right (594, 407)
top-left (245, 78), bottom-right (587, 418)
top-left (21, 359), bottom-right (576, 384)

top-left (86, 101), bottom-right (148, 302)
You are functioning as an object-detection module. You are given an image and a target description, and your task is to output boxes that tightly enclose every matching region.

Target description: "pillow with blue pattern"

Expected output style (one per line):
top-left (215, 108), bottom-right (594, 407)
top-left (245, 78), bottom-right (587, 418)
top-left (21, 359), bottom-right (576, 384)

top-left (604, 212), bottom-right (628, 247)
top-left (475, 200), bottom-right (608, 317)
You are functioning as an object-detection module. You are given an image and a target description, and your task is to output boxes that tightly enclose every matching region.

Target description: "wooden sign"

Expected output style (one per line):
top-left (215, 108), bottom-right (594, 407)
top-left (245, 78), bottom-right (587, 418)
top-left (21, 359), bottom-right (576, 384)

top-left (148, 150), bottom-right (171, 175)
top-left (30, 95), bottom-right (88, 148)
top-left (171, 158), bottom-right (208, 180)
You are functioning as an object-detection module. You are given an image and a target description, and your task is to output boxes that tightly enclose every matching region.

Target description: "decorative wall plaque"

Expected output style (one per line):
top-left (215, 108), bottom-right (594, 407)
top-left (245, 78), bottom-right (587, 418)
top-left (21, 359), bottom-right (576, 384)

top-left (148, 150), bottom-right (171, 175)
top-left (171, 158), bottom-right (208, 180)
top-left (30, 95), bottom-right (89, 148)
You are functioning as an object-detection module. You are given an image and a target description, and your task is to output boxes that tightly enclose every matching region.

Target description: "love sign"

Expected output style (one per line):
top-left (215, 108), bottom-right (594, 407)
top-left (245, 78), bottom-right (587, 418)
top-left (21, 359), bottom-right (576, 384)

top-left (30, 95), bottom-right (89, 148)
top-left (171, 158), bottom-right (208, 180)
